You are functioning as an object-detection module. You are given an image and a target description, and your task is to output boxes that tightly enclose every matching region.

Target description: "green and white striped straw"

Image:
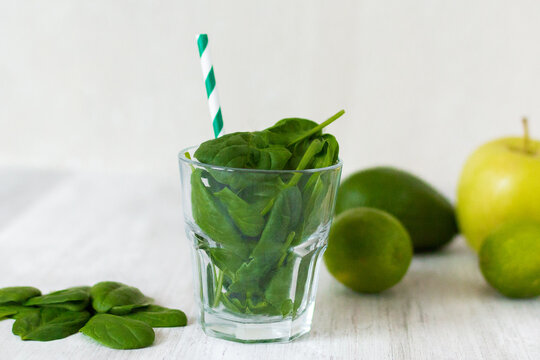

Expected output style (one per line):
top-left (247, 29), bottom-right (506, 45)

top-left (197, 34), bottom-right (224, 138)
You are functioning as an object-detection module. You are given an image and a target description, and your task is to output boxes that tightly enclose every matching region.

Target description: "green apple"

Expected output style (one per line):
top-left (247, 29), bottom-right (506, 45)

top-left (457, 119), bottom-right (540, 251)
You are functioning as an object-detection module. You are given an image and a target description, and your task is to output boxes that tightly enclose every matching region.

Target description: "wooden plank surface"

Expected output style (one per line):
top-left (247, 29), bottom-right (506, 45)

top-left (1, 168), bottom-right (538, 360)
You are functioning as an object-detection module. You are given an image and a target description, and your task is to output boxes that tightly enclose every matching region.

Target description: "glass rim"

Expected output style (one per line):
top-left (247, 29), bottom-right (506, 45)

top-left (178, 145), bottom-right (343, 174)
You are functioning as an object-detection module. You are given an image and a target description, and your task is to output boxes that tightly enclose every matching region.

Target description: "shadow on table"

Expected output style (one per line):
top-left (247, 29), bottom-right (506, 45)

top-left (304, 238), bottom-right (503, 342)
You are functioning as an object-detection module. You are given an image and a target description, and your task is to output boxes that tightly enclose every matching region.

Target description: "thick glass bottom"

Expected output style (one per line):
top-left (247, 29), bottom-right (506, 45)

top-left (200, 303), bottom-right (315, 343)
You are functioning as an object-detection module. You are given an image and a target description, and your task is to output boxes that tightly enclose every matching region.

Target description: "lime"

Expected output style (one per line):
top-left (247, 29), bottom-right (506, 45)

top-left (324, 207), bottom-right (413, 293)
top-left (479, 220), bottom-right (540, 298)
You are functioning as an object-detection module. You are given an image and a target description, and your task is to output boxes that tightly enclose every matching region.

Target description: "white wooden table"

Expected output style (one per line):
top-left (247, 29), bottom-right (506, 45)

top-left (1, 167), bottom-right (538, 360)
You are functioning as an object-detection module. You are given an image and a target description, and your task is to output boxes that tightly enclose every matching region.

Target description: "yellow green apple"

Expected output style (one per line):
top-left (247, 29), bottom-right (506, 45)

top-left (457, 119), bottom-right (540, 251)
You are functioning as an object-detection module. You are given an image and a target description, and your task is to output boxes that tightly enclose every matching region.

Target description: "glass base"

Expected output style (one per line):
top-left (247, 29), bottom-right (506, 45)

top-left (200, 303), bottom-right (315, 343)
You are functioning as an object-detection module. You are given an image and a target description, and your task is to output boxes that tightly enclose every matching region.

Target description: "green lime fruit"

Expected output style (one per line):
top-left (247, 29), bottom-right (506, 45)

top-left (324, 207), bottom-right (413, 293)
top-left (479, 220), bottom-right (540, 298)
top-left (335, 167), bottom-right (458, 252)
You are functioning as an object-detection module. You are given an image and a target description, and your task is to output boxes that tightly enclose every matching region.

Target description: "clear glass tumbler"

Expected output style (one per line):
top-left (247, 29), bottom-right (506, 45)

top-left (178, 146), bottom-right (342, 343)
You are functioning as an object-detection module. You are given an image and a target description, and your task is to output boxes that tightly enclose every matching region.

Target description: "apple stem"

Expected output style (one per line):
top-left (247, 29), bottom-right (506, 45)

top-left (522, 117), bottom-right (531, 154)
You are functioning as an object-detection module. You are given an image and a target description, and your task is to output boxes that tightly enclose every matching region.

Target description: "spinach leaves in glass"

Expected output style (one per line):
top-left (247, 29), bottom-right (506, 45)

top-left (191, 110), bottom-right (343, 317)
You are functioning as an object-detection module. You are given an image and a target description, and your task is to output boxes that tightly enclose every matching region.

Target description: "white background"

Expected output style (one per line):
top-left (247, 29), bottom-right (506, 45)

top-left (2, 0), bottom-right (540, 198)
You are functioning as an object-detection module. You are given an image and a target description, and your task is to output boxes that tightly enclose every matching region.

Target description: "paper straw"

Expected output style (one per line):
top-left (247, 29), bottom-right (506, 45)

top-left (197, 34), bottom-right (224, 138)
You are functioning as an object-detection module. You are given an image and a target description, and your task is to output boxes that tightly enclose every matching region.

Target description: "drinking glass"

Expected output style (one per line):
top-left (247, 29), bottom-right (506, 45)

top-left (178, 146), bottom-right (342, 343)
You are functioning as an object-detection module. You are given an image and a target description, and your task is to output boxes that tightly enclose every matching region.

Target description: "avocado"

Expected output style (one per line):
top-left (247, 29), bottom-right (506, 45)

top-left (335, 167), bottom-right (458, 252)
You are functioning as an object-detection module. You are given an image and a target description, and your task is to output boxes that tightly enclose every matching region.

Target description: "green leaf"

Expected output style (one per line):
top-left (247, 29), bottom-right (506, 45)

top-left (286, 138), bottom-right (313, 169)
top-left (214, 187), bottom-right (266, 237)
top-left (245, 296), bottom-right (281, 316)
top-left (220, 294), bottom-right (245, 313)
top-left (194, 132), bottom-right (291, 190)
top-left (25, 286), bottom-right (90, 312)
top-left (191, 169), bottom-right (250, 259)
top-left (12, 307), bottom-right (90, 341)
top-left (80, 314), bottom-right (155, 349)
top-left (207, 248), bottom-right (245, 278)
top-left (194, 132), bottom-right (291, 170)
top-left (228, 186), bottom-right (302, 295)
top-left (0, 307), bottom-right (18, 320)
top-left (295, 176), bottom-right (331, 244)
top-left (265, 255), bottom-right (296, 316)
top-left (122, 305), bottom-right (187, 327)
top-left (90, 282), bottom-right (153, 314)
top-left (0, 304), bottom-right (40, 320)
top-left (0, 287), bottom-right (41, 305)
top-left (311, 134), bottom-right (339, 168)
top-left (263, 118), bottom-right (320, 146)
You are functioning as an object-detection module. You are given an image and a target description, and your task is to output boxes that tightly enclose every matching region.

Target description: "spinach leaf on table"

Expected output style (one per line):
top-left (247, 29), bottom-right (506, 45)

top-left (0, 287), bottom-right (41, 305)
top-left (0, 304), bottom-right (40, 320)
top-left (122, 305), bottom-right (187, 328)
top-left (25, 286), bottom-right (90, 312)
top-left (12, 307), bottom-right (90, 341)
top-left (80, 314), bottom-right (155, 350)
top-left (0, 307), bottom-right (18, 320)
top-left (90, 282), bottom-right (152, 315)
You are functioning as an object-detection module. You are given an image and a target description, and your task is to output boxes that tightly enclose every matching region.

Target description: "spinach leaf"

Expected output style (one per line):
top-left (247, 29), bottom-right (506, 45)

top-left (191, 169), bottom-right (250, 259)
top-left (12, 307), bottom-right (90, 341)
top-left (286, 138), bottom-right (313, 169)
top-left (264, 254), bottom-right (296, 316)
top-left (214, 187), bottom-right (266, 237)
top-left (263, 118), bottom-right (319, 146)
top-left (228, 186), bottom-right (301, 295)
top-left (0, 304), bottom-right (40, 320)
top-left (0, 307), bottom-right (18, 320)
top-left (0, 287), bottom-right (41, 305)
top-left (25, 286), bottom-right (90, 312)
top-left (220, 294), bottom-right (245, 314)
top-left (90, 282), bottom-right (152, 315)
top-left (311, 134), bottom-right (339, 168)
top-left (80, 314), bottom-right (155, 349)
top-left (245, 296), bottom-right (281, 316)
top-left (237, 179), bottom-right (284, 200)
top-left (122, 305), bottom-right (187, 327)
top-left (207, 248), bottom-right (245, 278)
top-left (194, 132), bottom-right (291, 190)
top-left (194, 132), bottom-right (291, 170)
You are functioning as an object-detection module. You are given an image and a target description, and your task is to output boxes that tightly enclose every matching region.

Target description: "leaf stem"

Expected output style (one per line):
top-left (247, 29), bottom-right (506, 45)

top-left (212, 268), bottom-right (224, 308)
top-left (286, 139), bottom-right (323, 187)
top-left (260, 140), bottom-right (323, 216)
top-left (277, 232), bottom-right (296, 267)
top-left (287, 110), bottom-right (344, 147)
